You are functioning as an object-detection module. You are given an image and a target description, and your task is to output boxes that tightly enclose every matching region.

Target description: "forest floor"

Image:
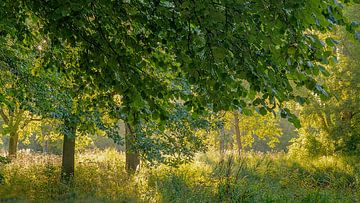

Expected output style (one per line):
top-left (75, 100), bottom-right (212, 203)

top-left (0, 149), bottom-right (359, 202)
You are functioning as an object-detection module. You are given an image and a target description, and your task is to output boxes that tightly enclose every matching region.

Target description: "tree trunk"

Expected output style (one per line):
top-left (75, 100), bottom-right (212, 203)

top-left (8, 131), bottom-right (18, 159)
top-left (42, 127), bottom-right (49, 154)
top-left (234, 111), bottom-right (242, 156)
top-left (61, 123), bottom-right (76, 183)
top-left (45, 140), bottom-right (49, 154)
top-left (219, 126), bottom-right (225, 157)
top-left (228, 131), bottom-right (234, 151)
top-left (125, 122), bottom-right (140, 173)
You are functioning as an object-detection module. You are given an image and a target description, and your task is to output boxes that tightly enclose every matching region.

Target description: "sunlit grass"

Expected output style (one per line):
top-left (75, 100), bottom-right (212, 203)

top-left (0, 149), bottom-right (359, 202)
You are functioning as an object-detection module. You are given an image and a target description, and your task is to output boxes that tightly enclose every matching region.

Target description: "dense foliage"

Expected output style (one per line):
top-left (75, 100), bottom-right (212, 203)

top-left (290, 4), bottom-right (360, 157)
top-left (0, 1), bottom-right (360, 202)
top-left (1, 0), bottom-right (352, 164)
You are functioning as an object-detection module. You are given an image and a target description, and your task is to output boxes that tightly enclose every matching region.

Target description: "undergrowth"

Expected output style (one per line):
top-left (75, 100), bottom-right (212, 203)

top-left (0, 149), bottom-right (359, 202)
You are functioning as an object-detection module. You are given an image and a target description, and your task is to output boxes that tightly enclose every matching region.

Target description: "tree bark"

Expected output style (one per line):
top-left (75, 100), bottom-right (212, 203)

top-left (61, 123), bottom-right (76, 183)
top-left (8, 131), bottom-right (18, 159)
top-left (125, 122), bottom-right (140, 173)
top-left (228, 131), bottom-right (234, 151)
top-left (234, 111), bottom-right (242, 156)
top-left (44, 140), bottom-right (49, 154)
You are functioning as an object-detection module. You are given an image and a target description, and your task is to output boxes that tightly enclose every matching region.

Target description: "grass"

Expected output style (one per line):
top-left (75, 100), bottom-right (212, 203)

top-left (0, 149), bottom-right (359, 202)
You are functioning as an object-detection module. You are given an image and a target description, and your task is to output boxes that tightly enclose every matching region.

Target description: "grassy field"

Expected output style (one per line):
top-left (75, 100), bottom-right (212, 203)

top-left (0, 149), bottom-right (359, 202)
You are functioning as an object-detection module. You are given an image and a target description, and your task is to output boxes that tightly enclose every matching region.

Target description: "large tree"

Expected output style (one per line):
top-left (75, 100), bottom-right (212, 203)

top-left (0, 17), bottom-right (118, 180)
top-left (1, 0), bottom-right (352, 176)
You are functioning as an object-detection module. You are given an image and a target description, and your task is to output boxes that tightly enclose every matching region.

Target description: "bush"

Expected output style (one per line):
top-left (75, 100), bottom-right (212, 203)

top-left (0, 155), bottom-right (10, 164)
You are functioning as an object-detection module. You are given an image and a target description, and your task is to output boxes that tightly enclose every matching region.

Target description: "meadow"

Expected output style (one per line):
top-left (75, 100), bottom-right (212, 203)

top-left (1, 149), bottom-right (359, 202)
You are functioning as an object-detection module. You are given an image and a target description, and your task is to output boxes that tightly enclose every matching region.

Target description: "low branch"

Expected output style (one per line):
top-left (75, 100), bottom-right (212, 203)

top-left (0, 108), bottom-right (9, 124)
top-left (22, 118), bottom-right (42, 129)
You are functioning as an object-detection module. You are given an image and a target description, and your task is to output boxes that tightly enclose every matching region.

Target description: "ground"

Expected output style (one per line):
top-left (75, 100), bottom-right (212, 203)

top-left (0, 149), bottom-right (359, 202)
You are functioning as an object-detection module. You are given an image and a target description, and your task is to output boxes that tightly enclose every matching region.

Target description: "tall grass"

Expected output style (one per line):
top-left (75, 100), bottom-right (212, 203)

top-left (0, 149), bottom-right (359, 202)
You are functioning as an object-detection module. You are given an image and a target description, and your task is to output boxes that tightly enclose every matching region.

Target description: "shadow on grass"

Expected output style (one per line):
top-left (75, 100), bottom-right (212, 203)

top-left (151, 153), bottom-right (359, 202)
top-left (1, 151), bottom-right (359, 202)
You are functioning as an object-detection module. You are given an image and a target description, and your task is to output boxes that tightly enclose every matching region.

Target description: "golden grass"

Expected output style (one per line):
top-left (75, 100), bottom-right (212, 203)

top-left (0, 149), bottom-right (359, 202)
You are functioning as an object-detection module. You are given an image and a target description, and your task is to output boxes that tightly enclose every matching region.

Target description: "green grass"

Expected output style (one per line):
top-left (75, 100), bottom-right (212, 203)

top-left (0, 149), bottom-right (359, 202)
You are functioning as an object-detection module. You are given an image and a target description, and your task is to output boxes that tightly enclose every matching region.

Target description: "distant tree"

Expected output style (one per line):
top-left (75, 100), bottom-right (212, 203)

top-left (0, 104), bottom-right (41, 158)
top-left (0, 29), bottom-right (44, 158)
top-left (220, 111), bottom-right (282, 154)
top-left (290, 3), bottom-right (360, 157)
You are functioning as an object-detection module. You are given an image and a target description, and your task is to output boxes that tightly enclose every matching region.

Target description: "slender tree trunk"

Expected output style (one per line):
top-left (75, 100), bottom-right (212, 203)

top-left (8, 131), bottom-right (18, 159)
top-left (42, 127), bottom-right (48, 154)
top-left (228, 132), bottom-right (234, 151)
top-left (325, 112), bottom-right (332, 129)
top-left (234, 111), bottom-right (242, 156)
top-left (45, 140), bottom-right (49, 154)
top-left (43, 136), bottom-right (49, 154)
top-left (125, 122), bottom-right (140, 173)
top-left (61, 123), bottom-right (76, 183)
top-left (219, 126), bottom-right (225, 157)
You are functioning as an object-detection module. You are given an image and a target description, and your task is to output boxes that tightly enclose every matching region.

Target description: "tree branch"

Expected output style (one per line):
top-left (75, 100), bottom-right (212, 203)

top-left (22, 118), bottom-right (42, 129)
top-left (0, 108), bottom-right (9, 124)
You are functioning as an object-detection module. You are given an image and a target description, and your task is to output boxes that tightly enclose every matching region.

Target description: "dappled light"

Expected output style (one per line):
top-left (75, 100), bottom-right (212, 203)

top-left (1, 1), bottom-right (360, 202)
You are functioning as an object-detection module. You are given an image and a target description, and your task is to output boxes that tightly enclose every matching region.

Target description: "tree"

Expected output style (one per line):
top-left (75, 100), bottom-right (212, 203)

top-left (233, 111), bottom-right (242, 156)
top-left (218, 110), bottom-right (282, 154)
top-left (0, 23), bottom-right (118, 180)
top-left (1, 0), bottom-right (351, 175)
top-left (40, 50), bottom-right (120, 180)
top-left (289, 3), bottom-right (360, 157)
top-left (0, 25), bottom-right (44, 158)
top-left (0, 104), bottom-right (41, 158)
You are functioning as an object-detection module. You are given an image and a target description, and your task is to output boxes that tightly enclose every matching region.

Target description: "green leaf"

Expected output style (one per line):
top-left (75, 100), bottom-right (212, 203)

top-left (325, 37), bottom-right (339, 46)
top-left (242, 108), bottom-right (253, 116)
top-left (295, 96), bottom-right (306, 105)
top-left (319, 65), bottom-right (330, 77)
top-left (258, 107), bottom-right (267, 116)
top-left (288, 116), bottom-right (301, 128)
top-left (280, 109), bottom-right (287, 118)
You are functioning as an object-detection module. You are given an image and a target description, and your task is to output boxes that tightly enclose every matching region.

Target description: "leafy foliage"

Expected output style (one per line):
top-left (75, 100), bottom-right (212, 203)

top-left (290, 4), bottom-right (360, 157)
top-left (0, 0), bottom-right (357, 165)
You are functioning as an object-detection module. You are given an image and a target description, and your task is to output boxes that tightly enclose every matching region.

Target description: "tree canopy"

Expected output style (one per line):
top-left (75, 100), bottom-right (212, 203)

top-left (0, 0), bottom-right (354, 168)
